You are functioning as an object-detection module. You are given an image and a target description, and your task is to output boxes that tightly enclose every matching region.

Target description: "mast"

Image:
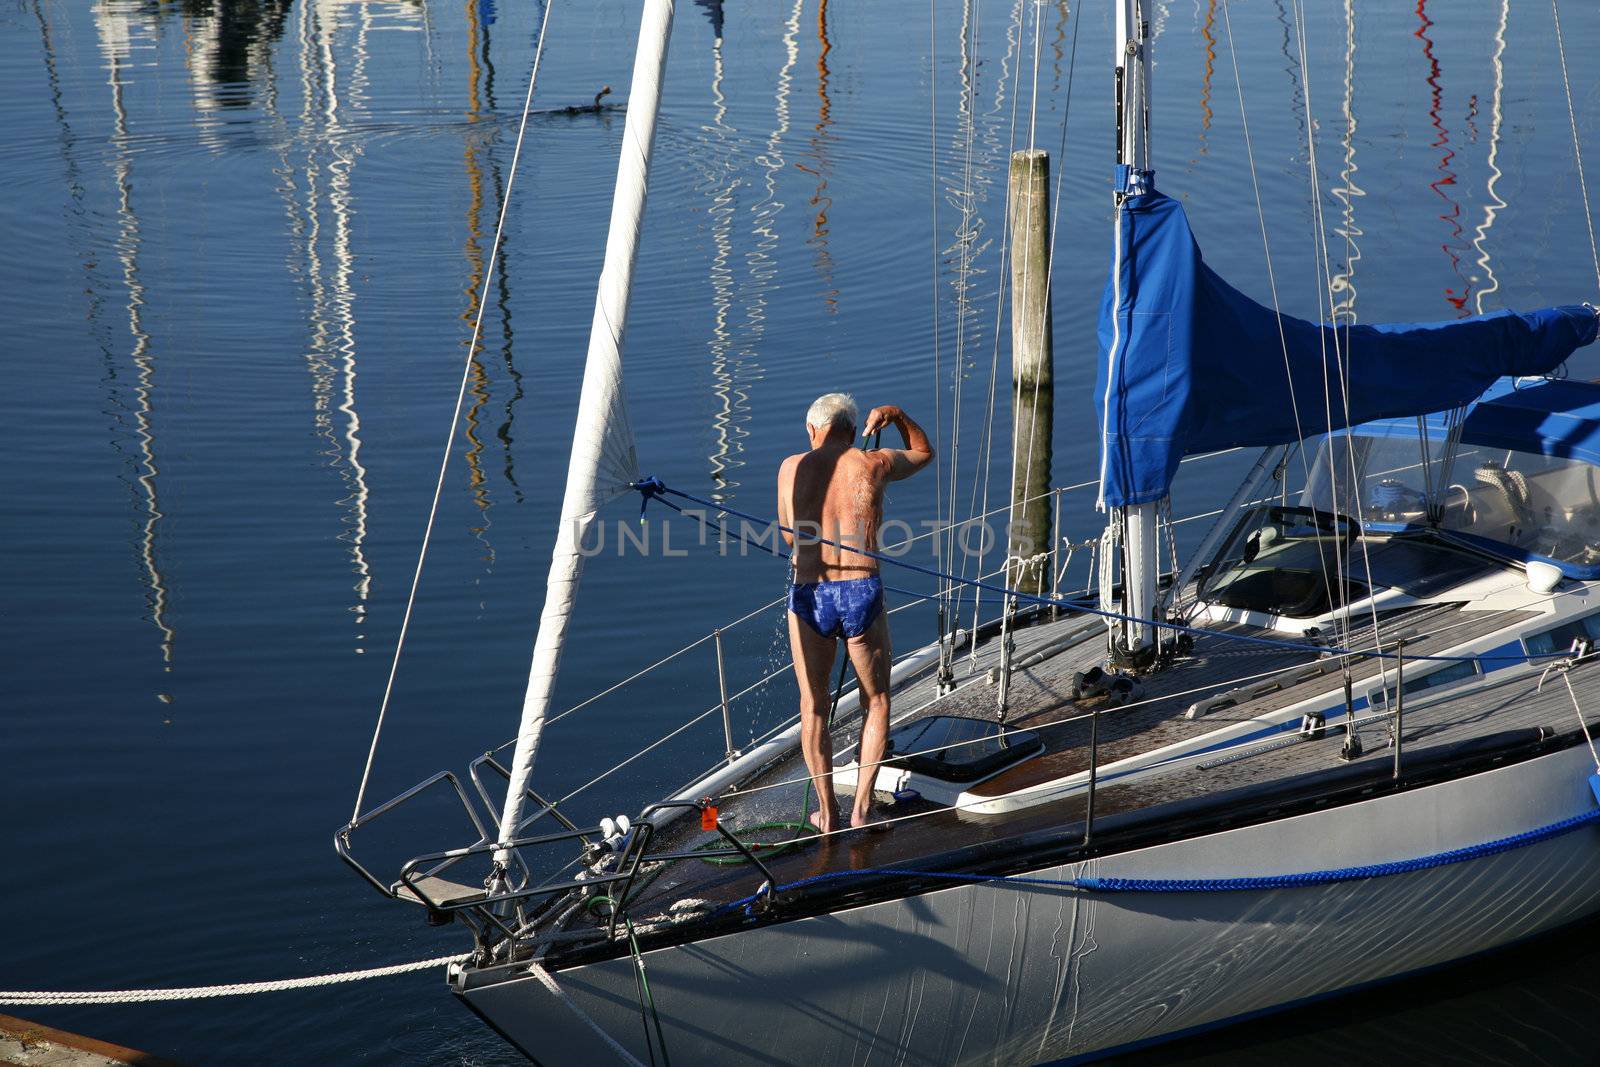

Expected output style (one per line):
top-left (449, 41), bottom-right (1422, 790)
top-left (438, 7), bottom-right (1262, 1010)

top-left (1107, 0), bottom-right (1160, 664)
top-left (496, 0), bottom-right (675, 867)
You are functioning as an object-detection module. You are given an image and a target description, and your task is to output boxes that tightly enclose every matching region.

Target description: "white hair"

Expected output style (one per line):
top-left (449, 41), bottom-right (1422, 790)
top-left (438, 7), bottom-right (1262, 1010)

top-left (805, 392), bottom-right (858, 433)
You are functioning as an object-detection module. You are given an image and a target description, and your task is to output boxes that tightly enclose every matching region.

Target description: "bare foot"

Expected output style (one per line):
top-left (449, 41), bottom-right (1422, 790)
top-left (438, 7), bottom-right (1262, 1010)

top-left (808, 805), bottom-right (840, 836)
top-left (850, 802), bottom-right (892, 833)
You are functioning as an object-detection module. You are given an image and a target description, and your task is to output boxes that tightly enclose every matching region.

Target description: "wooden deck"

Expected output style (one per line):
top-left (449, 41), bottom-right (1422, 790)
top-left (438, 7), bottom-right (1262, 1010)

top-left (577, 564), bottom-right (1598, 930)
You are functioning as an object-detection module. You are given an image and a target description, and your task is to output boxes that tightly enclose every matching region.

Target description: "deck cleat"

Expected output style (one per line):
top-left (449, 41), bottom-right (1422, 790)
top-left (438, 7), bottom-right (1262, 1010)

top-left (1339, 731), bottom-right (1364, 762)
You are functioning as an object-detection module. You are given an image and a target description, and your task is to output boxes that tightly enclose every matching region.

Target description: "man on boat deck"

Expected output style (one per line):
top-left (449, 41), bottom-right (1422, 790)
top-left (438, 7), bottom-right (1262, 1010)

top-left (778, 393), bottom-right (935, 834)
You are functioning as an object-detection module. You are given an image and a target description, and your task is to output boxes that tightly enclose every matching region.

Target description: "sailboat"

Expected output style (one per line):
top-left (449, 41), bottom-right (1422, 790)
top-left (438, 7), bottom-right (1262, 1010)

top-left (338, 1), bottom-right (1600, 1062)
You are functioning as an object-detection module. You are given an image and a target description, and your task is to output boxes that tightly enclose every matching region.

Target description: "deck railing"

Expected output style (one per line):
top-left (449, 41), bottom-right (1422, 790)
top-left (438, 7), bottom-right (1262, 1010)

top-left (338, 447), bottom-right (1277, 932)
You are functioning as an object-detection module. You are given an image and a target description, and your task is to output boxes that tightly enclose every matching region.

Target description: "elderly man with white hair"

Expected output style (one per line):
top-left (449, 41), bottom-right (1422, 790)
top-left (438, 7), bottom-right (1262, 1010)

top-left (776, 393), bottom-right (934, 834)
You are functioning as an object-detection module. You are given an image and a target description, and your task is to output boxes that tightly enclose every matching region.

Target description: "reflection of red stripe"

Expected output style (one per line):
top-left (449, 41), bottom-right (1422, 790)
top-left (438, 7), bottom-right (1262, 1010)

top-left (1198, 0), bottom-right (1216, 147)
top-left (1415, 0), bottom-right (1471, 314)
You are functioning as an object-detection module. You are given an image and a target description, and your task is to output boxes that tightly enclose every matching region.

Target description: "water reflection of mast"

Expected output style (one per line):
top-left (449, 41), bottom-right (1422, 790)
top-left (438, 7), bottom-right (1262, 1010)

top-left (334, 4), bottom-right (374, 624)
top-left (793, 0), bottom-right (839, 313)
top-left (1196, 0), bottom-right (1216, 158)
top-left (1050, 0), bottom-right (1070, 93)
top-left (302, 0), bottom-right (375, 639)
top-left (1272, 0), bottom-right (1307, 148)
top-left (34, 1), bottom-right (99, 366)
top-left (464, 0), bottom-right (527, 516)
top-left (946, 0), bottom-right (985, 382)
top-left (294, 0), bottom-right (345, 526)
top-left (942, 0), bottom-right (982, 544)
top-left (1329, 0), bottom-right (1364, 324)
top-left (95, 2), bottom-right (176, 672)
top-left (487, 5), bottom-right (526, 506)
top-left (1414, 0), bottom-right (1471, 314)
top-left (740, 0), bottom-right (802, 376)
top-left (1471, 0), bottom-right (1510, 314)
top-left (462, 0), bottom-right (497, 556)
top-left (702, 3), bottom-right (744, 501)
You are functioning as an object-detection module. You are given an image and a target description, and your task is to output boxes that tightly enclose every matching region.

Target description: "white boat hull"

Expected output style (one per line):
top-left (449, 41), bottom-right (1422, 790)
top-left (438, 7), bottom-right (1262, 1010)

top-left (456, 741), bottom-right (1600, 1065)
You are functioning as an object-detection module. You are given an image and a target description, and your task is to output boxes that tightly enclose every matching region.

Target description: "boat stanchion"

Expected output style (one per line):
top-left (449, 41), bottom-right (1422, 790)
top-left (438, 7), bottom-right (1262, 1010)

top-left (1393, 640), bottom-right (1405, 779)
top-left (714, 629), bottom-right (738, 764)
top-left (1083, 707), bottom-right (1100, 847)
top-left (1339, 662), bottom-right (1363, 761)
top-left (935, 602), bottom-right (956, 696)
top-left (1050, 487), bottom-right (1064, 620)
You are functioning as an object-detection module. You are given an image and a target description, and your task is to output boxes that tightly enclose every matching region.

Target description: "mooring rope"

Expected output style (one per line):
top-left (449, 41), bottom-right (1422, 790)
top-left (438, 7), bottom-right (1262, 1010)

top-left (529, 962), bottom-right (651, 1067)
top-left (0, 953), bottom-right (471, 1006)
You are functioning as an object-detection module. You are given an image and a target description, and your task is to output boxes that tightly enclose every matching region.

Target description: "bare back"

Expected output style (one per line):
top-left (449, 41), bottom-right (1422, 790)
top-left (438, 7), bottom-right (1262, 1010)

top-left (778, 446), bottom-right (890, 582)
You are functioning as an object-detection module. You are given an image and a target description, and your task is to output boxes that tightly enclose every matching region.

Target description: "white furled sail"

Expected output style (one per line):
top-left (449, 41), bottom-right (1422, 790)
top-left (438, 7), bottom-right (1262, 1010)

top-left (496, 0), bottom-right (676, 866)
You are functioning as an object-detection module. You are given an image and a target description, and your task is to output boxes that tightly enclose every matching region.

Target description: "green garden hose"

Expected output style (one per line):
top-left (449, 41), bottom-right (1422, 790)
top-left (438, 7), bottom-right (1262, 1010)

top-left (692, 648), bottom-right (856, 865)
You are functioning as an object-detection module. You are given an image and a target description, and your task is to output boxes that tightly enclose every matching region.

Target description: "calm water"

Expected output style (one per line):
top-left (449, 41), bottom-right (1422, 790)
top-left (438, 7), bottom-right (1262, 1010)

top-left (6, 1), bottom-right (1600, 1063)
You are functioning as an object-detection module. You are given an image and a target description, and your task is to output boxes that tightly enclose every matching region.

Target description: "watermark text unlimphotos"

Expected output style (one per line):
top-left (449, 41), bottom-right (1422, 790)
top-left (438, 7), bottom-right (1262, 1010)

top-left (571, 511), bottom-right (1034, 561)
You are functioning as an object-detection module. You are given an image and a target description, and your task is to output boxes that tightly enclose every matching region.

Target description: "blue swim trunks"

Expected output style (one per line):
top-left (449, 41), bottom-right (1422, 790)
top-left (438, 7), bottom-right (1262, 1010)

top-left (788, 576), bottom-right (884, 639)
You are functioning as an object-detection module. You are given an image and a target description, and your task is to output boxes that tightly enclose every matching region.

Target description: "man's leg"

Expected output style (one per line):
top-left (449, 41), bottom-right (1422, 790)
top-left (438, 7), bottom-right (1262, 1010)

top-left (844, 605), bottom-right (893, 828)
top-left (788, 611), bottom-right (841, 834)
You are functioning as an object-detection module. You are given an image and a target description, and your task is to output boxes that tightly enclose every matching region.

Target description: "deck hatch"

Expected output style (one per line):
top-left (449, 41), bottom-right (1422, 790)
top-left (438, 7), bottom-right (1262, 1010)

top-left (882, 715), bottom-right (1045, 784)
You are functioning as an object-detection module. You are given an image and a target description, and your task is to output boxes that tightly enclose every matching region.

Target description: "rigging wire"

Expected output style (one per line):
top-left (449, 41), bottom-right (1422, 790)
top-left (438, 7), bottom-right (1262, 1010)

top-left (1288, 0), bottom-right (1386, 668)
top-left (1010, 0), bottom-right (1080, 596)
top-left (942, 0), bottom-right (988, 650)
top-left (1218, 1), bottom-right (1313, 499)
top-left (1004, 0), bottom-right (1049, 561)
top-left (351, 1), bottom-right (555, 822)
top-left (930, 0), bottom-right (946, 643)
top-left (1550, 0), bottom-right (1600, 294)
top-left (997, 0), bottom-right (1048, 679)
top-left (1216, 0), bottom-right (1348, 646)
top-left (1287, 0), bottom-right (1357, 658)
top-left (963, 0), bottom-right (1030, 659)
top-left (998, 0), bottom-right (1075, 702)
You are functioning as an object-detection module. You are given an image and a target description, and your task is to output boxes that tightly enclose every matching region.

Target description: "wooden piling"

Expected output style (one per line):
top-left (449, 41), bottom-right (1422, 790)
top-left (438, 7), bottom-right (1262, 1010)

top-left (1007, 149), bottom-right (1054, 595)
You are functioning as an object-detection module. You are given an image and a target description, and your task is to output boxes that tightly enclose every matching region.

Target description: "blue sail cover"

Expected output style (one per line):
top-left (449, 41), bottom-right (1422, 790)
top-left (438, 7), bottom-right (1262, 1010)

top-left (1095, 187), bottom-right (1599, 507)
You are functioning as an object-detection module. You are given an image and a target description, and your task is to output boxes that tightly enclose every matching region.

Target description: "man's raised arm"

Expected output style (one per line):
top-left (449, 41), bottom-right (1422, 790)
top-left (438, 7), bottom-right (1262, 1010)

top-left (863, 405), bottom-right (935, 481)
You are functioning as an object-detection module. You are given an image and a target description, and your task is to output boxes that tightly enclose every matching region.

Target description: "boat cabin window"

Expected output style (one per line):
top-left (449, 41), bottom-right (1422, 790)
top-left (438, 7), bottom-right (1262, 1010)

top-left (1198, 505), bottom-right (1367, 618)
top-left (1367, 657), bottom-right (1479, 710)
top-left (1521, 612), bottom-right (1600, 657)
top-left (1302, 433), bottom-right (1600, 572)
